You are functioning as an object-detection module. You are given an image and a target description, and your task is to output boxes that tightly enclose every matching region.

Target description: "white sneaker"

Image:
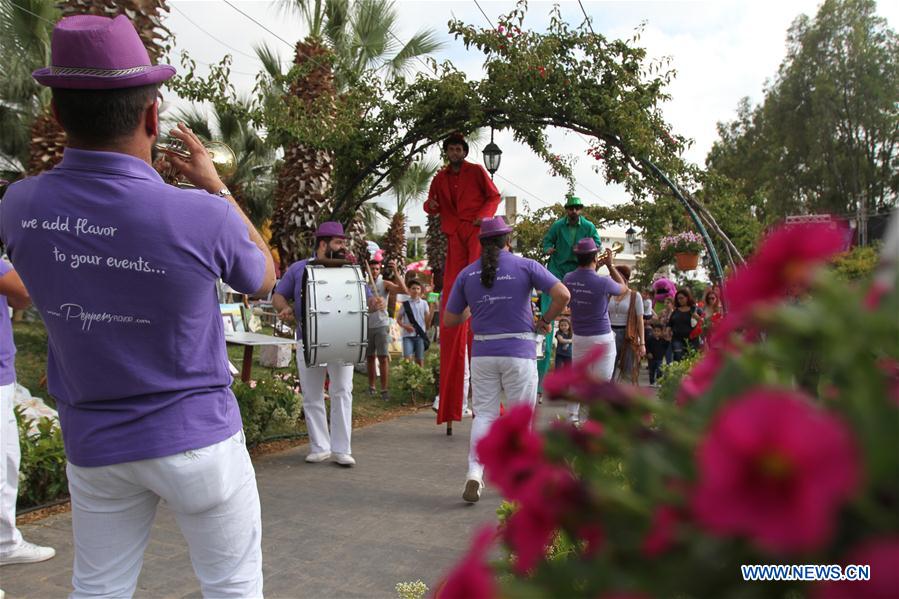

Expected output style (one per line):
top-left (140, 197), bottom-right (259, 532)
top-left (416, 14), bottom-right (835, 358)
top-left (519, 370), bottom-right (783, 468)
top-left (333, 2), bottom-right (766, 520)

top-left (462, 477), bottom-right (484, 503)
top-left (0, 540), bottom-right (56, 566)
top-left (431, 396), bottom-right (440, 413)
top-left (462, 407), bottom-right (473, 418)
top-left (334, 453), bottom-right (356, 467)
top-left (305, 451), bottom-right (332, 463)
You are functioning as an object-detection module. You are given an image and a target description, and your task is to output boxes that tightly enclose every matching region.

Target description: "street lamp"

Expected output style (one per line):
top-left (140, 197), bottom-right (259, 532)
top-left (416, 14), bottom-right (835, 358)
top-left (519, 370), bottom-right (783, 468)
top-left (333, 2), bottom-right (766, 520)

top-left (625, 226), bottom-right (637, 246)
top-left (409, 225), bottom-right (422, 258)
top-left (482, 128), bottom-right (502, 178)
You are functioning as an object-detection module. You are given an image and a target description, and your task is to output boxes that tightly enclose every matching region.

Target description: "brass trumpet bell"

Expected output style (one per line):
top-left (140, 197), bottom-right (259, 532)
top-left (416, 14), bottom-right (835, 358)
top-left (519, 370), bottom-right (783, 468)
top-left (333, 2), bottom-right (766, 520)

top-left (610, 241), bottom-right (625, 255)
top-left (154, 139), bottom-right (238, 181)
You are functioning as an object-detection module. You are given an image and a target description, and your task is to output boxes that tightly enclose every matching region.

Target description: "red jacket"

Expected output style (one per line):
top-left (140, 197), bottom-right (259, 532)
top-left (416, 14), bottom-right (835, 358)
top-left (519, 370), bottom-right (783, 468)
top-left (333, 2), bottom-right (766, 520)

top-left (424, 161), bottom-right (502, 235)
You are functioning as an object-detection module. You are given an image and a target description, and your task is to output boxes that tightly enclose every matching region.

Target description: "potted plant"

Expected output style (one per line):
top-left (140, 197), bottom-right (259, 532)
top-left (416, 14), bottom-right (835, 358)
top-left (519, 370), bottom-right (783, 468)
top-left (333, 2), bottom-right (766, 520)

top-left (660, 231), bottom-right (704, 270)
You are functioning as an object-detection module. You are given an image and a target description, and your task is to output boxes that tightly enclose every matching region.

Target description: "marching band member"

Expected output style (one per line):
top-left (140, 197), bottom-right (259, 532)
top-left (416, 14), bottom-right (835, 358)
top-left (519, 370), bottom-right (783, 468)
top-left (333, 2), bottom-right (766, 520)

top-left (562, 239), bottom-right (627, 423)
top-left (0, 15), bottom-right (274, 596)
top-left (272, 222), bottom-right (380, 467)
top-left (443, 217), bottom-right (570, 503)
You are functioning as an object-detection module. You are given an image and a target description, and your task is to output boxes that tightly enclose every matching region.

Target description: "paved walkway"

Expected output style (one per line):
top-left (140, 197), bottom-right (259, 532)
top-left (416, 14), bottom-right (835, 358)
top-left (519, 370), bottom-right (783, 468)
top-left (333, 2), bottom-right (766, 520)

top-left (2, 404), bottom-right (568, 598)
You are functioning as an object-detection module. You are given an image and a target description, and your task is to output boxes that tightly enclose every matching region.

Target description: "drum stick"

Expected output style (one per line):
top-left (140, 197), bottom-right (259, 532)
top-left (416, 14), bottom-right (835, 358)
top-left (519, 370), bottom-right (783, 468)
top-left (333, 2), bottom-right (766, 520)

top-left (364, 261), bottom-right (381, 298)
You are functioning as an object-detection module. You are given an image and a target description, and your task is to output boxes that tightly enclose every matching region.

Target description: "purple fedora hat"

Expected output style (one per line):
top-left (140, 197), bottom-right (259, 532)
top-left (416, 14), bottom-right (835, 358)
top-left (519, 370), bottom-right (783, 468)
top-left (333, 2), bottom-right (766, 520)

top-left (573, 238), bottom-right (600, 254)
top-left (479, 216), bottom-right (513, 239)
top-left (315, 221), bottom-right (346, 239)
top-left (33, 15), bottom-right (175, 89)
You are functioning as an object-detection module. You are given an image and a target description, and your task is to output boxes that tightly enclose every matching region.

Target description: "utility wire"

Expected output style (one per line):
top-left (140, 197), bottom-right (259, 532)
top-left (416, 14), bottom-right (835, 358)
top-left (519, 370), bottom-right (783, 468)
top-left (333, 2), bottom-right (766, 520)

top-left (472, 0), bottom-right (496, 30)
top-left (494, 173), bottom-right (553, 208)
top-left (221, 0), bottom-right (295, 49)
top-left (577, 0), bottom-right (597, 36)
top-left (172, 4), bottom-right (257, 60)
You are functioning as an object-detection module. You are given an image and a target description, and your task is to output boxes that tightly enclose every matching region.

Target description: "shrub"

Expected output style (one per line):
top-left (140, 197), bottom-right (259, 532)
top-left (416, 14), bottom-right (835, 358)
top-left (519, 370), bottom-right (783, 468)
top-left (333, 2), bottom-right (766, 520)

top-left (392, 359), bottom-right (435, 401)
top-left (656, 351), bottom-right (701, 403)
top-left (233, 377), bottom-right (302, 446)
top-left (14, 407), bottom-right (68, 509)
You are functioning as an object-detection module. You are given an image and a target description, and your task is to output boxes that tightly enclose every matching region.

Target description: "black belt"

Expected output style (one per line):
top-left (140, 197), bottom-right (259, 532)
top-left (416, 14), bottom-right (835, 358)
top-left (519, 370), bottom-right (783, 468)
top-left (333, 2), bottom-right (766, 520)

top-left (611, 325), bottom-right (626, 329)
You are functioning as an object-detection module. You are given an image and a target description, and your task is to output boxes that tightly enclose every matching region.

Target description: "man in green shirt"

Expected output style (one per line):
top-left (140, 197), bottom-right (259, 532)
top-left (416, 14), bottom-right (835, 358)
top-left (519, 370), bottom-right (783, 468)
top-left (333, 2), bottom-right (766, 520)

top-left (537, 196), bottom-right (601, 396)
top-left (543, 196), bottom-right (602, 280)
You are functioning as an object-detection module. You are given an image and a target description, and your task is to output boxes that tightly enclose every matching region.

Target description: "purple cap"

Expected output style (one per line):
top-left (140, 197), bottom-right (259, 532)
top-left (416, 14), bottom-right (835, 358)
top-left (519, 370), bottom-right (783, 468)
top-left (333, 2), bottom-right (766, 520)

top-left (32, 15), bottom-right (175, 90)
top-left (315, 221), bottom-right (346, 238)
top-left (478, 216), bottom-right (513, 239)
top-left (573, 238), bottom-right (599, 254)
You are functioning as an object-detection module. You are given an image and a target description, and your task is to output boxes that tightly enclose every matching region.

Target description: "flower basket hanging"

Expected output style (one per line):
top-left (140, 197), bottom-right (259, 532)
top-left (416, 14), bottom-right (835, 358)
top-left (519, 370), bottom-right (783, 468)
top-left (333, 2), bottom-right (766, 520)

top-left (675, 251), bottom-right (700, 271)
top-left (661, 231), bottom-right (704, 271)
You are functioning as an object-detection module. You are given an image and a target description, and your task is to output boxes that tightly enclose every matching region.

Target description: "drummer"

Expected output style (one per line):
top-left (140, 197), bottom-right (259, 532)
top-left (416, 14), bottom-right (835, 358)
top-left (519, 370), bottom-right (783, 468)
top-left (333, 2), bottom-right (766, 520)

top-left (272, 221), bottom-right (381, 467)
top-left (443, 216), bottom-right (570, 503)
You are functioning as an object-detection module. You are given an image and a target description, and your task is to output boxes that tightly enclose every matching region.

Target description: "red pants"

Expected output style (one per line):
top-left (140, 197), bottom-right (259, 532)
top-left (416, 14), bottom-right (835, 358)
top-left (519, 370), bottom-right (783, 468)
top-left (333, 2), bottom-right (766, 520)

top-left (436, 224), bottom-right (481, 424)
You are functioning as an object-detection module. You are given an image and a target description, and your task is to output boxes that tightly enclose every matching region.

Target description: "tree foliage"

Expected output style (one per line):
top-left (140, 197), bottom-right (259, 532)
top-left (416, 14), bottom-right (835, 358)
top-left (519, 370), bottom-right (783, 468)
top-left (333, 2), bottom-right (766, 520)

top-left (706, 0), bottom-right (899, 224)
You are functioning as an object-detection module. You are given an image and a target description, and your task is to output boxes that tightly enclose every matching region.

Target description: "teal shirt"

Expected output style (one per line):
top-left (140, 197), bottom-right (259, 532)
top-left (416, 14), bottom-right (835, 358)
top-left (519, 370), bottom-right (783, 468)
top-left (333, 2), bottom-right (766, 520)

top-left (542, 216), bottom-right (601, 278)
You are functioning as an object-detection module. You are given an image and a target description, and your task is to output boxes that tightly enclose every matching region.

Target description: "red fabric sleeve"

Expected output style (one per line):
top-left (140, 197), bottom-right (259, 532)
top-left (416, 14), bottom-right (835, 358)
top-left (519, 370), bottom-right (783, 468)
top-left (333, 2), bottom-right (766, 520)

top-left (476, 165), bottom-right (502, 220)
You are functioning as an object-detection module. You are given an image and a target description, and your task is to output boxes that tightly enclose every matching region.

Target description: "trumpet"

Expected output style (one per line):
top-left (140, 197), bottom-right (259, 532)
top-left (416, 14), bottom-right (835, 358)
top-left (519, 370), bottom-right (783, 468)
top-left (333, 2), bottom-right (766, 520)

top-left (609, 241), bottom-right (625, 255)
top-left (154, 139), bottom-right (238, 183)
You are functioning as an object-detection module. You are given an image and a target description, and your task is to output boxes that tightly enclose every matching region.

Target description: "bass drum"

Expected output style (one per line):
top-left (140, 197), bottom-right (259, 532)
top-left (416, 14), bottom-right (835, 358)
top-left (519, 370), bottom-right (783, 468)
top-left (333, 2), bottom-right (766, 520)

top-left (301, 264), bottom-right (369, 367)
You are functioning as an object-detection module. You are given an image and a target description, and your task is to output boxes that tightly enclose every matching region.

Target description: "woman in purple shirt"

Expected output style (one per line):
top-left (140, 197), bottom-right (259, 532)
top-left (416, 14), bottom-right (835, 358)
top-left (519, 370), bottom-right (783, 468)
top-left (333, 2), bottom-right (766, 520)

top-left (562, 239), bottom-right (627, 423)
top-left (444, 217), bottom-right (570, 503)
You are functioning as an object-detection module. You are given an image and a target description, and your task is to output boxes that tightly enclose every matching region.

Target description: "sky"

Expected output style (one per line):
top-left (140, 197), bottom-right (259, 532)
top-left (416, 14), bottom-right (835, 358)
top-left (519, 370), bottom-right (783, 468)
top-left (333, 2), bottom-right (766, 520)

top-left (164, 0), bottom-right (899, 232)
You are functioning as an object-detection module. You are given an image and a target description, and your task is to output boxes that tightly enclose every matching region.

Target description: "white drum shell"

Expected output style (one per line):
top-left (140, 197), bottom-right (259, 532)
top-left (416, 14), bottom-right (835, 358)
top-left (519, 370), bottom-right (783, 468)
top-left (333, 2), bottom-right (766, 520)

top-left (303, 265), bottom-right (369, 367)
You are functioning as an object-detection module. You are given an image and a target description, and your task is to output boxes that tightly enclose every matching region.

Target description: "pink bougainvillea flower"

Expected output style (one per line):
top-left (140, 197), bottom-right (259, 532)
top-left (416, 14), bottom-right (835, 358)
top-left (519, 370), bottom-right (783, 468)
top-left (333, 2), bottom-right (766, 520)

top-left (692, 388), bottom-right (860, 553)
top-left (817, 537), bottom-right (899, 599)
top-left (504, 465), bottom-right (584, 573)
top-left (725, 222), bottom-right (848, 318)
top-left (476, 403), bottom-right (544, 498)
top-left (435, 526), bottom-right (498, 599)
top-left (642, 505), bottom-right (681, 557)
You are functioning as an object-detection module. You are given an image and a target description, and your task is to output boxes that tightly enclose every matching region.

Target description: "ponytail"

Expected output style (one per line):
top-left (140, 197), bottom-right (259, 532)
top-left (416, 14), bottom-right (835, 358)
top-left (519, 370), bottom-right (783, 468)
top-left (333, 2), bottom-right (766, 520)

top-left (480, 234), bottom-right (508, 288)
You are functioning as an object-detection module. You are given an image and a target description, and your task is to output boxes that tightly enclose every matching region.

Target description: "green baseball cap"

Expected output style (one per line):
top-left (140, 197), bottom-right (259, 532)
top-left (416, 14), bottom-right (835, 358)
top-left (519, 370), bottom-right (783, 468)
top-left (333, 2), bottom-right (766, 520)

top-left (565, 196), bottom-right (584, 208)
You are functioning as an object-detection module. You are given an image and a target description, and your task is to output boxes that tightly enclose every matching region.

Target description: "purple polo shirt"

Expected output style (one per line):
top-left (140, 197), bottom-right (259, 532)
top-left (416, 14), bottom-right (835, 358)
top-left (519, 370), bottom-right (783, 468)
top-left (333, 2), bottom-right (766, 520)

top-left (447, 250), bottom-right (559, 359)
top-left (274, 259), bottom-right (371, 340)
top-left (563, 268), bottom-right (624, 336)
top-left (0, 148), bottom-right (266, 467)
top-left (0, 260), bottom-right (16, 385)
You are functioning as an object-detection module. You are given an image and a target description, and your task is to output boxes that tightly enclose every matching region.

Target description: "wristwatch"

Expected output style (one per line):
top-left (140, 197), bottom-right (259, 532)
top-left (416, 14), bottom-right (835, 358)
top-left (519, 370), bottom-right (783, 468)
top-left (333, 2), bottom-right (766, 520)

top-left (214, 187), bottom-right (232, 197)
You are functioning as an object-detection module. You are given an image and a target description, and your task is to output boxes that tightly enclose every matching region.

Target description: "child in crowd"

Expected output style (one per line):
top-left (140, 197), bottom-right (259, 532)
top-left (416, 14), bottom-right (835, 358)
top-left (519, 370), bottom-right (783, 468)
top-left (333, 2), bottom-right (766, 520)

top-left (646, 323), bottom-right (670, 386)
top-left (397, 280), bottom-right (433, 366)
top-left (554, 318), bottom-right (573, 369)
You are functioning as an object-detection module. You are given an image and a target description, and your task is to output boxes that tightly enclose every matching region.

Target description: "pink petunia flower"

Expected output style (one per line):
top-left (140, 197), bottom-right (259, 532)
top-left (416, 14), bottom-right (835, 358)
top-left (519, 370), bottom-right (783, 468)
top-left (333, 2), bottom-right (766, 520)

top-left (436, 526), bottom-right (498, 599)
top-left (725, 222), bottom-right (848, 318)
top-left (476, 403), bottom-right (544, 499)
top-left (817, 537), bottom-right (899, 599)
top-left (550, 418), bottom-right (603, 453)
top-left (543, 345), bottom-right (646, 406)
top-left (692, 388), bottom-right (860, 553)
top-left (642, 505), bottom-right (681, 557)
top-left (504, 465), bottom-right (584, 573)
top-left (676, 350), bottom-right (724, 406)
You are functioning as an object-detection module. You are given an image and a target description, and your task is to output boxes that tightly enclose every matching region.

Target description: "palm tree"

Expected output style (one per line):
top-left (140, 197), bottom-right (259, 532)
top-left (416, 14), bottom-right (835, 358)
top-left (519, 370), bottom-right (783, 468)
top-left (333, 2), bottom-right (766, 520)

top-left (268, 0), bottom-right (442, 269)
top-left (0, 0), bottom-right (57, 183)
top-left (381, 159), bottom-right (438, 272)
top-left (166, 101), bottom-right (278, 226)
top-left (26, 0), bottom-right (173, 175)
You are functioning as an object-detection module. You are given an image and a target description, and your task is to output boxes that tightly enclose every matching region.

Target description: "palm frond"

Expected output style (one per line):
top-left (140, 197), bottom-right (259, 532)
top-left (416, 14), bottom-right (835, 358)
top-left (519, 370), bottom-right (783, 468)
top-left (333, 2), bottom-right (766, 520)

top-left (275, 0), bottom-right (325, 38)
top-left (254, 42), bottom-right (285, 78)
top-left (169, 106), bottom-right (213, 140)
top-left (386, 29), bottom-right (443, 78)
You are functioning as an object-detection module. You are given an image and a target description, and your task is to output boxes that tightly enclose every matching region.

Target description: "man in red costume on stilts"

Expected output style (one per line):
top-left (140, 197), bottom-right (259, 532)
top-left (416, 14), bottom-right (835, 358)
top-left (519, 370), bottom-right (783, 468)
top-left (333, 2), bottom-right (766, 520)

top-left (425, 133), bottom-right (501, 428)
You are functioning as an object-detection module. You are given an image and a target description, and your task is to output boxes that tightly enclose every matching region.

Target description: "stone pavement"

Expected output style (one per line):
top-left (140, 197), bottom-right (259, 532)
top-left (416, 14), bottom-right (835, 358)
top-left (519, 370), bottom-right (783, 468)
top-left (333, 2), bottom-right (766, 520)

top-left (1, 403), bottom-right (569, 598)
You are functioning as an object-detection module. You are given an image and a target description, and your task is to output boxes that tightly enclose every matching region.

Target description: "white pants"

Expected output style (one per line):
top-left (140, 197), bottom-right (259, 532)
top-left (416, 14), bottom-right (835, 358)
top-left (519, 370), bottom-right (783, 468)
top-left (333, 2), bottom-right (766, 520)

top-left (0, 381), bottom-right (24, 555)
top-left (567, 332), bottom-right (617, 421)
top-left (67, 430), bottom-right (263, 598)
top-left (296, 341), bottom-right (354, 455)
top-left (468, 357), bottom-right (538, 480)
